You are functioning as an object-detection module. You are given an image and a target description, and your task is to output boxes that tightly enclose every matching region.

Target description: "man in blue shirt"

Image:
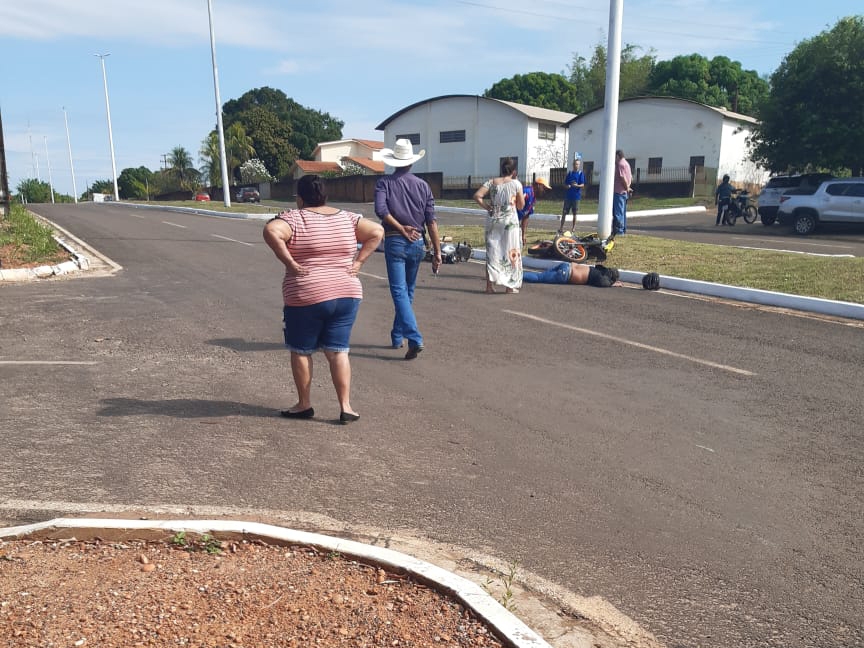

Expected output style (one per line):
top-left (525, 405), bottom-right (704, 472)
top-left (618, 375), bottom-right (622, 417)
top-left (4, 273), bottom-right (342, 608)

top-left (714, 174), bottom-right (735, 225)
top-left (374, 139), bottom-right (442, 360)
top-left (560, 158), bottom-right (585, 233)
top-left (517, 177), bottom-right (551, 245)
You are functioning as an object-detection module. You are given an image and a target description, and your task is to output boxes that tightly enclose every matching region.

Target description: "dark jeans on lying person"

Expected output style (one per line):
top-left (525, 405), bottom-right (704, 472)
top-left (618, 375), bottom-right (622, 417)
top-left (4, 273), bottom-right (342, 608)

top-left (522, 262), bottom-right (571, 284)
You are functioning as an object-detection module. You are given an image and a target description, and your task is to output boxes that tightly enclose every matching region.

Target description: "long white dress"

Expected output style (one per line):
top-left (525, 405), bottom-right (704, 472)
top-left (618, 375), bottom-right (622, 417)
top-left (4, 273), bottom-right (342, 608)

top-left (483, 178), bottom-right (523, 290)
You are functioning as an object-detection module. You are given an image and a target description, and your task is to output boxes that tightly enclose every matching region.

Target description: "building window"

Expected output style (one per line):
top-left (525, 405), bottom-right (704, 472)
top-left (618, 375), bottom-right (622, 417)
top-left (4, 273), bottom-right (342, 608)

top-left (440, 130), bottom-right (466, 144)
top-left (689, 156), bottom-right (705, 172)
top-left (582, 161), bottom-right (594, 184)
top-left (648, 157), bottom-right (662, 174)
top-left (538, 122), bottom-right (556, 141)
top-left (396, 133), bottom-right (420, 145)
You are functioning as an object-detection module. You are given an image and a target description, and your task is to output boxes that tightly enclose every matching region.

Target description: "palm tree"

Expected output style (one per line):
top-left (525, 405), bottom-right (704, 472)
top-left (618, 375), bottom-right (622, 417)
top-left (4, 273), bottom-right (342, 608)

top-left (167, 146), bottom-right (199, 192)
top-left (225, 123), bottom-right (255, 183)
top-left (199, 132), bottom-right (221, 188)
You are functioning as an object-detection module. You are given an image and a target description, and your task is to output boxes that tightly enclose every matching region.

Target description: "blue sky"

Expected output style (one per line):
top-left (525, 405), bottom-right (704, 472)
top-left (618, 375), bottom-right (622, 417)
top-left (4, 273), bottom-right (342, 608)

top-left (0, 0), bottom-right (856, 197)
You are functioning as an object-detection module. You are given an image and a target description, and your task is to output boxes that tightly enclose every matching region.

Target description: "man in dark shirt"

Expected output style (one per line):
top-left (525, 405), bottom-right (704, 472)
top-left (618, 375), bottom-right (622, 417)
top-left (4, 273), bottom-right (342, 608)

top-left (374, 139), bottom-right (442, 360)
top-left (522, 262), bottom-right (623, 287)
top-left (715, 174), bottom-right (735, 225)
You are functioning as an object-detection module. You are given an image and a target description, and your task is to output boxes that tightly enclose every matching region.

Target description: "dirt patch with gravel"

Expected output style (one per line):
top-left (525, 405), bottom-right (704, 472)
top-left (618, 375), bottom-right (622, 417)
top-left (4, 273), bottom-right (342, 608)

top-left (0, 536), bottom-right (506, 647)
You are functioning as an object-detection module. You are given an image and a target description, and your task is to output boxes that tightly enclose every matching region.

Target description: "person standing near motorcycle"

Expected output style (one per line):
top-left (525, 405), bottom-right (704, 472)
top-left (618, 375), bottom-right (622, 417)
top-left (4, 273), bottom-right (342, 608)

top-left (613, 150), bottom-right (633, 234)
top-left (518, 176), bottom-right (551, 245)
top-left (715, 174), bottom-right (735, 225)
top-left (374, 139), bottom-right (442, 360)
top-left (560, 157), bottom-right (586, 233)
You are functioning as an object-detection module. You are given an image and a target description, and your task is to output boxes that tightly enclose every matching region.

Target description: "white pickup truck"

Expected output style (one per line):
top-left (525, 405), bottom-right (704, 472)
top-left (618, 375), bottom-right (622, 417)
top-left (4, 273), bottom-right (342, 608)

top-left (777, 178), bottom-right (864, 235)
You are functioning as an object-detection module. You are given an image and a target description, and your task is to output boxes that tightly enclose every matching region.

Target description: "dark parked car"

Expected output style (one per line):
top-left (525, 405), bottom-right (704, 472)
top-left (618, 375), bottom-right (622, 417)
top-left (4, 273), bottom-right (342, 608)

top-left (235, 186), bottom-right (260, 203)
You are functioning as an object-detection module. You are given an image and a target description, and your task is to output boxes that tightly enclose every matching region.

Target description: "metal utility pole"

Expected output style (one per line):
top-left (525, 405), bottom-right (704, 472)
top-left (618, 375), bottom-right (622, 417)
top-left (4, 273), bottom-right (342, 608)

top-left (63, 107), bottom-right (79, 204)
top-left (597, 0), bottom-right (624, 239)
top-left (207, 0), bottom-right (232, 207)
top-left (44, 136), bottom-right (55, 204)
top-left (95, 53), bottom-right (120, 201)
top-left (0, 107), bottom-right (11, 217)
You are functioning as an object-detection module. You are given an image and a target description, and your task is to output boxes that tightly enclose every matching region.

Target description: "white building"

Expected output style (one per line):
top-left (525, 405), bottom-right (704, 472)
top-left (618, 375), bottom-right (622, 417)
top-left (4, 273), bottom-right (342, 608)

top-left (375, 95), bottom-right (575, 181)
top-left (312, 138), bottom-right (384, 164)
top-left (566, 96), bottom-right (767, 186)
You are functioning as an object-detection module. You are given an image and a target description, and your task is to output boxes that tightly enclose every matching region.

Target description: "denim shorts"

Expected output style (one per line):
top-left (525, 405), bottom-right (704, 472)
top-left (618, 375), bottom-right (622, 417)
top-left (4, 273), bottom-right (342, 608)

top-left (282, 297), bottom-right (360, 354)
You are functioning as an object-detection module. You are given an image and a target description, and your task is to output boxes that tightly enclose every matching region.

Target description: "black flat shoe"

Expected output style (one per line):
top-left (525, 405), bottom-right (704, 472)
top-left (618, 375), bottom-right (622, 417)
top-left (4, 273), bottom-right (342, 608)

top-left (404, 345), bottom-right (424, 360)
top-left (280, 407), bottom-right (314, 419)
top-left (339, 411), bottom-right (360, 424)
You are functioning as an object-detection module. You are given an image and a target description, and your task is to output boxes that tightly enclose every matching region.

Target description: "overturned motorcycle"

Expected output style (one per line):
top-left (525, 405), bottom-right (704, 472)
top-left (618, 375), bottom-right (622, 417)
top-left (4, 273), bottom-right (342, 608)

top-left (526, 231), bottom-right (616, 263)
top-left (425, 237), bottom-right (473, 264)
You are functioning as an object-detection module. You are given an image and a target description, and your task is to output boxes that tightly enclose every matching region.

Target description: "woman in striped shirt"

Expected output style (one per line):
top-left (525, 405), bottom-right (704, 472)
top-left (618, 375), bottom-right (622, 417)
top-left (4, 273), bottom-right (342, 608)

top-left (263, 175), bottom-right (384, 424)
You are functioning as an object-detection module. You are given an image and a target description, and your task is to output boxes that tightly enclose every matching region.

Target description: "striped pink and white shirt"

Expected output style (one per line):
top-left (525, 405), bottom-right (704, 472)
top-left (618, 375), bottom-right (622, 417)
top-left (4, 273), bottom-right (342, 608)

top-left (277, 208), bottom-right (363, 307)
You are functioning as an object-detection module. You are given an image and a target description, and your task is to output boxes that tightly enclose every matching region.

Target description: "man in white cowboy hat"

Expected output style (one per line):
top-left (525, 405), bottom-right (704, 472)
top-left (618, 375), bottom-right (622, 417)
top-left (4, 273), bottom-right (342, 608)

top-left (373, 138), bottom-right (442, 360)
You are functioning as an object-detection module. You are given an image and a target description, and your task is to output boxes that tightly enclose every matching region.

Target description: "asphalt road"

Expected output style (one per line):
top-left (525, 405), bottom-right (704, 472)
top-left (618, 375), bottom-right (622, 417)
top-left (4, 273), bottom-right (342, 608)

top-left (2, 202), bottom-right (863, 648)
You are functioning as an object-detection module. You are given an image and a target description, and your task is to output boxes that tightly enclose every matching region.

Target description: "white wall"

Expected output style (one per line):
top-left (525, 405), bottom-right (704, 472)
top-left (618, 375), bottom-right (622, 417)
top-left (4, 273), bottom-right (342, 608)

top-left (717, 121), bottom-right (768, 185)
top-left (316, 142), bottom-right (353, 162)
top-left (382, 97), bottom-right (530, 178)
top-left (567, 98), bottom-right (727, 179)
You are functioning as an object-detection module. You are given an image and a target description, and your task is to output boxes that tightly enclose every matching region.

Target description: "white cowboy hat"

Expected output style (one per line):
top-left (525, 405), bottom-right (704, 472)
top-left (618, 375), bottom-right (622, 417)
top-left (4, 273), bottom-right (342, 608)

top-left (375, 138), bottom-right (426, 167)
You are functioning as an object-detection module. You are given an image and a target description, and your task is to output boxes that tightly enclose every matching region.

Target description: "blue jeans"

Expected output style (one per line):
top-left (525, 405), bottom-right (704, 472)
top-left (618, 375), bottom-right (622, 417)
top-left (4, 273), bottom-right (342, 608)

top-left (384, 236), bottom-right (425, 349)
top-left (612, 193), bottom-right (628, 234)
top-left (522, 262), bottom-right (571, 284)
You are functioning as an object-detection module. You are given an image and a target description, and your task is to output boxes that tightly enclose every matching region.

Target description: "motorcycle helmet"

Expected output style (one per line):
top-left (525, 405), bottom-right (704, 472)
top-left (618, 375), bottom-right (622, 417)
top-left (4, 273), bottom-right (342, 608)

top-left (642, 272), bottom-right (661, 290)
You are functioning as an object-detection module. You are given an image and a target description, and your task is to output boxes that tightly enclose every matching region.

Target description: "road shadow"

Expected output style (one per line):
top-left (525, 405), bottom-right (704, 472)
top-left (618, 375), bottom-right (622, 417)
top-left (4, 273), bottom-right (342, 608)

top-left (206, 338), bottom-right (284, 352)
top-left (97, 397), bottom-right (276, 418)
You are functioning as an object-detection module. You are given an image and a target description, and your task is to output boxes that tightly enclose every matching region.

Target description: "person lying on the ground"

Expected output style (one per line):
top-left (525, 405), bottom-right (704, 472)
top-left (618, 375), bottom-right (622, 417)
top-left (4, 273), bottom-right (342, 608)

top-left (522, 262), bottom-right (623, 287)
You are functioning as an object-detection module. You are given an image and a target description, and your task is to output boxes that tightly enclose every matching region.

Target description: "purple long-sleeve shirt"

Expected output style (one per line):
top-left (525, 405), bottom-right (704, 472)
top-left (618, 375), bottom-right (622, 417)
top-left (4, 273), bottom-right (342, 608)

top-left (374, 168), bottom-right (436, 234)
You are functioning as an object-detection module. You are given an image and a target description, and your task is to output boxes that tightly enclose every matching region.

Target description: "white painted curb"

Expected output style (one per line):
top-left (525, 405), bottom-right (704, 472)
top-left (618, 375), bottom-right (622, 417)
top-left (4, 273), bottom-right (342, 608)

top-left (438, 205), bottom-right (707, 223)
top-left (120, 201), bottom-right (274, 221)
top-left (0, 518), bottom-right (551, 648)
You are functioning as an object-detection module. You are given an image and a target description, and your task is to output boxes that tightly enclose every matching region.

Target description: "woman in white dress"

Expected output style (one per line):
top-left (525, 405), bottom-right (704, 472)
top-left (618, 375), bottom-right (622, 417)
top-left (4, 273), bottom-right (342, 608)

top-left (473, 158), bottom-right (526, 293)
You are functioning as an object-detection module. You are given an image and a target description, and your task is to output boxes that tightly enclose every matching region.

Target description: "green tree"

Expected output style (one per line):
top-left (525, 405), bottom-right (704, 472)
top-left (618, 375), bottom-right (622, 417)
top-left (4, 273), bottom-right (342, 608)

top-left (81, 179), bottom-right (113, 201)
top-left (118, 166), bottom-right (156, 200)
top-left (483, 72), bottom-right (581, 113)
top-left (199, 124), bottom-right (256, 188)
top-left (199, 131), bottom-right (221, 188)
top-left (225, 123), bottom-right (256, 182)
top-left (647, 54), bottom-right (768, 115)
top-left (568, 42), bottom-right (655, 112)
top-left (15, 178), bottom-right (52, 203)
top-left (239, 158), bottom-right (274, 184)
top-left (231, 105), bottom-right (298, 180)
top-left (222, 87), bottom-right (343, 173)
top-left (751, 16), bottom-right (864, 175)
top-left (166, 146), bottom-right (200, 191)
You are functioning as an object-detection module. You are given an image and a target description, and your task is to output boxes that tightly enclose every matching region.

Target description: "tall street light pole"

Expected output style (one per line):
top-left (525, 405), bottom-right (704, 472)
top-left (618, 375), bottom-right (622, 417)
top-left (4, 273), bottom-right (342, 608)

top-left (0, 106), bottom-right (11, 217)
top-left (43, 136), bottom-right (55, 204)
top-left (597, 0), bottom-right (624, 239)
top-left (63, 107), bottom-right (79, 204)
top-left (95, 53), bottom-right (120, 202)
top-left (207, 0), bottom-right (232, 207)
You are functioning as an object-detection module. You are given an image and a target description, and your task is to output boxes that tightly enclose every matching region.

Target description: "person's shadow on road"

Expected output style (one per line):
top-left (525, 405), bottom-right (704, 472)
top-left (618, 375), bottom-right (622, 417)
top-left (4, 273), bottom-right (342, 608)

top-left (97, 397), bottom-right (275, 418)
top-left (205, 338), bottom-right (284, 352)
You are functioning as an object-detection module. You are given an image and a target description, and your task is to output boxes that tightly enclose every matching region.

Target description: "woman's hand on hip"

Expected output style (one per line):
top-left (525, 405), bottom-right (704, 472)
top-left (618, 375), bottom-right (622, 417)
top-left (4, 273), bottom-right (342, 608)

top-left (285, 262), bottom-right (308, 277)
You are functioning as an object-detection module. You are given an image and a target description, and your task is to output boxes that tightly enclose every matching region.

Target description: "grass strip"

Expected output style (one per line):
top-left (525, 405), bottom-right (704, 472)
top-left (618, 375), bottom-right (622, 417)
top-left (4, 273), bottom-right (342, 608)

top-left (0, 204), bottom-right (63, 265)
top-left (436, 224), bottom-right (864, 304)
